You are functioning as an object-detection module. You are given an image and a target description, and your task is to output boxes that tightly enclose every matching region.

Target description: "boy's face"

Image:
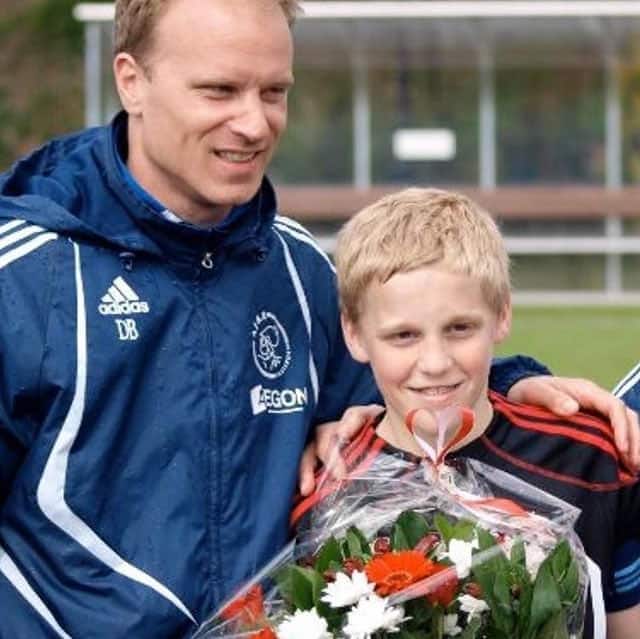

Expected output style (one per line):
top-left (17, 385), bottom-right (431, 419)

top-left (342, 266), bottom-right (511, 438)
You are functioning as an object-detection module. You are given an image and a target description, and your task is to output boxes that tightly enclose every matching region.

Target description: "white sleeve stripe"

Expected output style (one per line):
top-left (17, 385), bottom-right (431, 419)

top-left (274, 223), bottom-right (335, 273)
top-left (0, 224), bottom-right (45, 251)
top-left (0, 544), bottom-right (72, 639)
top-left (274, 215), bottom-right (314, 239)
top-left (0, 219), bottom-right (27, 236)
top-left (0, 233), bottom-right (58, 269)
top-left (275, 230), bottom-right (320, 404)
top-left (613, 362), bottom-right (640, 398)
top-left (35, 242), bottom-right (196, 625)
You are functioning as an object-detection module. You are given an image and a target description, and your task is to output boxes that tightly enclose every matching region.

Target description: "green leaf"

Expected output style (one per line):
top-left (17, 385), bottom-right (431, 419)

top-left (449, 519), bottom-right (477, 542)
top-left (536, 610), bottom-right (570, 639)
top-left (393, 523), bottom-right (412, 550)
top-left (476, 527), bottom-right (497, 551)
top-left (558, 558), bottom-right (579, 606)
top-left (394, 510), bottom-right (431, 548)
top-left (547, 541), bottom-right (580, 606)
top-left (314, 536), bottom-right (342, 573)
top-left (403, 597), bottom-right (437, 635)
top-left (511, 539), bottom-right (526, 569)
top-left (528, 559), bottom-right (562, 633)
top-left (460, 616), bottom-right (483, 639)
top-left (276, 565), bottom-right (325, 611)
top-left (346, 527), bottom-right (369, 558)
top-left (550, 541), bottom-right (571, 578)
top-left (434, 514), bottom-right (455, 544)
top-left (492, 570), bottom-right (515, 633)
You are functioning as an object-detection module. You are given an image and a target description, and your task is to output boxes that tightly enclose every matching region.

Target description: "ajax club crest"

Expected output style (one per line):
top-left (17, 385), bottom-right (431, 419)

top-left (252, 311), bottom-right (291, 379)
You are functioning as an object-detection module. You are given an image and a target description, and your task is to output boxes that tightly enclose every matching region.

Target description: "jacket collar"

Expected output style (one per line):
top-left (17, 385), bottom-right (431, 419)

top-left (102, 111), bottom-right (277, 266)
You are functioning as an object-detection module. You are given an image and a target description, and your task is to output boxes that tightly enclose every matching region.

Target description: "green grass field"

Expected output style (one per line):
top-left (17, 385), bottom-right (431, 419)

top-left (496, 306), bottom-right (639, 390)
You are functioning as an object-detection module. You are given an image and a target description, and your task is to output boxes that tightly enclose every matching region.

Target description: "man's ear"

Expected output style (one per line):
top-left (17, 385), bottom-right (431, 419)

top-left (113, 52), bottom-right (147, 116)
top-left (495, 301), bottom-right (512, 344)
top-left (341, 313), bottom-right (370, 364)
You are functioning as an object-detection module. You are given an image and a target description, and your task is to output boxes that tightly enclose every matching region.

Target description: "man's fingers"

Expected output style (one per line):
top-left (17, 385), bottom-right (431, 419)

top-left (533, 379), bottom-right (580, 416)
top-left (335, 404), bottom-right (384, 441)
top-left (610, 400), bottom-right (631, 459)
top-left (620, 407), bottom-right (640, 473)
top-left (298, 443), bottom-right (317, 497)
top-left (321, 439), bottom-right (347, 484)
top-left (628, 408), bottom-right (640, 470)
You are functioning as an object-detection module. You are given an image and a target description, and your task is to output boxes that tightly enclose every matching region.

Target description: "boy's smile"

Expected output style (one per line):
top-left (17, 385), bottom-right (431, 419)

top-left (343, 266), bottom-right (511, 451)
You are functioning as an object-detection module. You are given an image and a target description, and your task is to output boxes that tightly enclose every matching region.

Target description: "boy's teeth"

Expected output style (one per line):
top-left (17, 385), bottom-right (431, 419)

top-left (421, 386), bottom-right (455, 396)
top-left (219, 151), bottom-right (255, 162)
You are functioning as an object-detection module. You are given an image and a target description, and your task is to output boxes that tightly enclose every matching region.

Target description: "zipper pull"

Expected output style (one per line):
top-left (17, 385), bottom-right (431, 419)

top-left (201, 252), bottom-right (214, 270)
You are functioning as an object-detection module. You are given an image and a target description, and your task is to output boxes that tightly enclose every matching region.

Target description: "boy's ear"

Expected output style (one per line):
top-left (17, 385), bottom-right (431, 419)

top-left (494, 302), bottom-right (512, 343)
top-left (341, 313), bottom-right (370, 364)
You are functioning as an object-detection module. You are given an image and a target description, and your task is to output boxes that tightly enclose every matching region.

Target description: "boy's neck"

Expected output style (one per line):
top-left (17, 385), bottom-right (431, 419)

top-left (376, 396), bottom-right (494, 459)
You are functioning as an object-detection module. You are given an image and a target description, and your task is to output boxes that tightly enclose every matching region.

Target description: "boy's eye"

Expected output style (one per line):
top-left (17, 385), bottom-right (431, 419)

top-left (447, 322), bottom-right (476, 336)
top-left (387, 330), bottom-right (418, 344)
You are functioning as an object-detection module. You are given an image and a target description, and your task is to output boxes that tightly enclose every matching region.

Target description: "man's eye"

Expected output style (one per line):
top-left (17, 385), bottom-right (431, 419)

top-left (263, 87), bottom-right (288, 102)
top-left (201, 86), bottom-right (234, 98)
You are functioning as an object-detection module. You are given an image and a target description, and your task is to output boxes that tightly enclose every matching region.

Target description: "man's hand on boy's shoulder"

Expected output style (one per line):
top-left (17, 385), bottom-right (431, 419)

top-left (508, 375), bottom-right (640, 472)
top-left (298, 404), bottom-right (384, 497)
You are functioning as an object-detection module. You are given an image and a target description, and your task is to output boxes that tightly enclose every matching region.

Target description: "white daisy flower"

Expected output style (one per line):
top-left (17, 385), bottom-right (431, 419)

top-left (342, 594), bottom-right (406, 638)
top-left (321, 570), bottom-right (375, 608)
top-left (444, 613), bottom-right (462, 636)
top-left (446, 538), bottom-right (479, 578)
top-left (458, 594), bottom-right (490, 620)
top-left (276, 608), bottom-right (333, 639)
top-left (525, 542), bottom-right (547, 578)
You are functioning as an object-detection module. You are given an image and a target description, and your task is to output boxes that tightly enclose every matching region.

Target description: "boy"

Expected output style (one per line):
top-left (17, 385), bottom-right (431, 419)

top-left (293, 188), bottom-right (640, 638)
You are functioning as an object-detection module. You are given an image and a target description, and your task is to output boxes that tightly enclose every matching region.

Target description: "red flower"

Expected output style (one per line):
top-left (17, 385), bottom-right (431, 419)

top-left (425, 565), bottom-right (459, 607)
top-left (220, 584), bottom-right (265, 625)
top-left (251, 629), bottom-right (277, 639)
top-left (365, 550), bottom-right (437, 596)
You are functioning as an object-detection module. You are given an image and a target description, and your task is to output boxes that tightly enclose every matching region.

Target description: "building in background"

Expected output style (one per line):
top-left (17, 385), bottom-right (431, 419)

top-left (74, 1), bottom-right (640, 302)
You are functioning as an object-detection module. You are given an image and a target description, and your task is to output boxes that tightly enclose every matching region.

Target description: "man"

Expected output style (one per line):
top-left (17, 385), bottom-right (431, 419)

top-left (606, 365), bottom-right (640, 638)
top-left (0, 1), bottom-right (636, 637)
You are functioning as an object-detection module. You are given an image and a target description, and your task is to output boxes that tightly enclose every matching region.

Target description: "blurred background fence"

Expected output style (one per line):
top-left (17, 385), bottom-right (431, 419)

top-left (72, 1), bottom-right (640, 305)
top-left (0, 1), bottom-right (638, 382)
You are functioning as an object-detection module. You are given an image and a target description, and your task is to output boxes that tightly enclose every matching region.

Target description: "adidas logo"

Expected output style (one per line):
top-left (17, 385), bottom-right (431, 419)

top-left (98, 276), bottom-right (150, 316)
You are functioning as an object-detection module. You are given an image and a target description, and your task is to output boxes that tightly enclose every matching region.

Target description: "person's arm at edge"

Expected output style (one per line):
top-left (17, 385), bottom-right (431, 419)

top-left (495, 356), bottom-right (640, 471)
top-left (607, 605), bottom-right (640, 639)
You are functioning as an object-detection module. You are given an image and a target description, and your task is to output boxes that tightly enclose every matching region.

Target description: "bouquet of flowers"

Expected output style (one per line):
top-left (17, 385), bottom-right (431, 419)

top-left (195, 409), bottom-right (588, 639)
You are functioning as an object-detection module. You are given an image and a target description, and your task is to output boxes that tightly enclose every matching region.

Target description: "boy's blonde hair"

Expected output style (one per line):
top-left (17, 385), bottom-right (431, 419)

top-left (335, 188), bottom-right (510, 322)
top-left (114, 0), bottom-right (301, 66)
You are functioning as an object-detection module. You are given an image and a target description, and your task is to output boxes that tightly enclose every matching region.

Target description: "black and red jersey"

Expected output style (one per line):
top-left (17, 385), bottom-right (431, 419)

top-left (292, 391), bottom-right (640, 624)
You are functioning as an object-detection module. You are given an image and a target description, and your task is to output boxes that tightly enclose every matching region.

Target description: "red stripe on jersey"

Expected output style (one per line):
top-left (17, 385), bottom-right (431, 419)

top-left (492, 394), bottom-right (625, 466)
top-left (490, 391), bottom-right (616, 444)
top-left (480, 434), bottom-right (633, 492)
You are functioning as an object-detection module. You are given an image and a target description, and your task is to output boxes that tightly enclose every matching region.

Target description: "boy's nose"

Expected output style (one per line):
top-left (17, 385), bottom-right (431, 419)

top-left (416, 338), bottom-right (452, 376)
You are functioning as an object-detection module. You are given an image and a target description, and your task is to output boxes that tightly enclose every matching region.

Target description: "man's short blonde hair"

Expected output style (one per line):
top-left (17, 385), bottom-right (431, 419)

top-left (113, 0), bottom-right (301, 64)
top-left (335, 188), bottom-right (511, 322)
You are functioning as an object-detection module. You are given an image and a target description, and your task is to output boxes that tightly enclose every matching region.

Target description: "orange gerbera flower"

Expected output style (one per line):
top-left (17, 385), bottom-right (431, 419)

top-left (365, 550), bottom-right (438, 596)
top-left (251, 628), bottom-right (277, 639)
top-left (220, 584), bottom-right (265, 625)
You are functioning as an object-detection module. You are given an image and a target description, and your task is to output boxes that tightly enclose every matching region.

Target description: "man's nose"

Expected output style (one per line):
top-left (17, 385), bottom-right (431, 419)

top-left (229, 94), bottom-right (270, 143)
